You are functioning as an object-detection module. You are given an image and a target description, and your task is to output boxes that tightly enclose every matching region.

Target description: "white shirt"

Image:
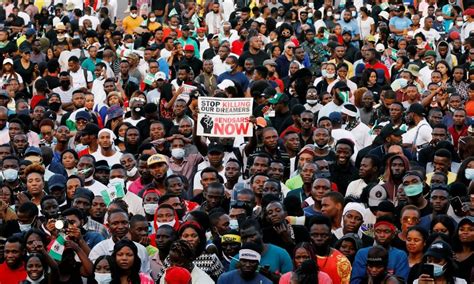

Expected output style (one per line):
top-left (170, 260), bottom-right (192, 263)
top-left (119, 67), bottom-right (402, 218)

top-left (146, 88), bottom-right (161, 105)
top-left (345, 179), bottom-right (367, 198)
top-left (89, 238), bottom-right (151, 274)
top-left (349, 122), bottom-right (373, 150)
top-left (70, 68), bottom-right (93, 89)
top-left (91, 78), bottom-right (107, 107)
top-left (92, 150), bottom-right (123, 167)
top-left (212, 55), bottom-right (227, 76)
top-left (86, 180), bottom-right (108, 196)
top-left (461, 21), bottom-right (474, 42)
top-left (314, 19), bottom-right (327, 34)
top-left (359, 17), bottom-right (375, 40)
top-left (414, 28), bottom-right (441, 47)
top-left (219, 30), bottom-right (239, 44)
top-left (327, 78), bottom-right (358, 95)
top-left (0, 126), bottom-right (9, 145)
top-left (52, 86), bottom-right (75, 104)
top-left (123, 191), bottom-right (145, 216)
top-left (318, 102), bottom-right (345, 121)
top-left (193, 167), bottom-right (226, 191)
top-left (205, 11), bottom-right (224, 34)
top-left (419, 65), bottom-right (434, 87)
top-left (124, 117), bottom-right (145, 126)
top-left (79, 15), bottom-right (100, 30)
top-left (402, 119), bottom-right (432, 148)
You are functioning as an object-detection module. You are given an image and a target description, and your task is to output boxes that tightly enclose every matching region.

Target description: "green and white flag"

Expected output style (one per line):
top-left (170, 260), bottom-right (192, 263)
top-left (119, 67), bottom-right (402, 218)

top-left (49, 234), bottom-right (66, 261)
top-left (338, 91), bottom-right (350, 103)
top-left (101, 179), bottom-right (125, 206)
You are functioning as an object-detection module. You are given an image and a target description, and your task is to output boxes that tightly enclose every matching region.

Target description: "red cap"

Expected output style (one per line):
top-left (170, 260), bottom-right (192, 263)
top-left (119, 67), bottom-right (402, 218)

top-left (464, 8), bottom-right (474, 16)
top-left (184, 44), bottom-right (195, 52)
top-left (197, 27), bottom-right (206, 33)
top-left (449, 31), bottom-right (461, 40)
top-left (164, 266), bottom-right (192, 284)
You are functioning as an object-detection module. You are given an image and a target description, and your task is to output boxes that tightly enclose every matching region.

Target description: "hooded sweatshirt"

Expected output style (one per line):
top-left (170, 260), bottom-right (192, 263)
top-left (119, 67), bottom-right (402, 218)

top-left (436, 40), bottom-right (458, 69)
top-left (382, 154), bottom-right (410, 201)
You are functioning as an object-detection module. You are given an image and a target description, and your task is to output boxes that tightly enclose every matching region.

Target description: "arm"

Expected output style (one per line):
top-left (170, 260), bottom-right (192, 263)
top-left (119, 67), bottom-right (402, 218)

top-left (164, 86), bottom-right (183, 110)
top-left (65, 239), bottom-right (93, 277)
top-left (243, 117), bottom-right (258, 156)
top-left (421, 87), bottom-right (439, 107)
top-left (192, 116), bottom-right (209, 156)
top-left (395, 251), bottom-right (410, 281)
top-left (349, 250), bottom-right (367, 284)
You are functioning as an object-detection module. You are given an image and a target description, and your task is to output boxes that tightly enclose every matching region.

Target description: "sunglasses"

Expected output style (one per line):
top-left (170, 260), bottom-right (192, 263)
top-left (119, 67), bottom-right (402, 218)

top-left (57, 31), bottom-right (66, 34)
top-left (301, 118), bottom-right (313, 122)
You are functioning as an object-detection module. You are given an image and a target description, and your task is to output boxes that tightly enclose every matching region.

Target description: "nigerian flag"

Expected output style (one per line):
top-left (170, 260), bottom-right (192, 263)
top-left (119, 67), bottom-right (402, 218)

top-left (65, 107), bottom-right (87, 131)
top-left (49, 234), bottom-right (66, 261)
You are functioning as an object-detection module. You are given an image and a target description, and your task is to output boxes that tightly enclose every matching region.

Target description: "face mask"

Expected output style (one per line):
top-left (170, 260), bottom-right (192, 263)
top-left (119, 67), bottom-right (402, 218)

top-left (19, 222), bottom-right (32, 232)
top-left (57, 34), bottom-right (65, 40)
top-left (224, 63), bottom-right (232, 72)
top-left (465, 168), bottom-right (474, 180)
top-left (126, 43), bottom-right (134, 50)
top-left (335, 14), bottom-right (341, 20)
top-left (49, 102), bottom-right (61, 111)
top-left (130, 13), bottom-right (137, 18)
top-left (321, 69), bottom-right (328, 77)
top-left (436, 16), bottom-right (444, 22)
top-left (327, 11), bottom-right (333, 17)
top-left (457, 21), bottom-right (464, 26)
top-left (127, 167), bottom-right (138, 177)
top-left (352, 11), bottom-right (357, 17)
top-left (157, 219), bottom-right (176, 228)
top-left (432, 263), bottom-right (446, 277)
top-left (229, 219), bottom-right (239, 230)
top-left (3, 169), bottom-right (18, 182)
top-left (326, 72), bottom-right (335, 79)
top-left (149, 17), bottom-right (156, 22)
top-left (143, 203), bottom-right (158, 215)
top-left (60, 80), bottom-right (70, 88)
top-left (94, 272), bottom-right (112, 284)
top-left (171, 148), bottom-right (186, 159)
top-left (404, 183), bottom-right (423, 196)
top-left (306, 99), bottom-right (318, 105)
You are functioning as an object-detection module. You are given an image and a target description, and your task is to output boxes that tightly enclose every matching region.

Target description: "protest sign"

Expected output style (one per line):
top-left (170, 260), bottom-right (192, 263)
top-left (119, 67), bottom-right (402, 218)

top-left (197, 97), bottom-right (253, 137)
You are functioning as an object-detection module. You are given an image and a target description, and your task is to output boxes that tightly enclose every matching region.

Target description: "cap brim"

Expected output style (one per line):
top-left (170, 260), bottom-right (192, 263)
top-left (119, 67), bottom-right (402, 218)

top-left (392, 129), bottom-right (405, 136)
top-left (268, 99), bottom-right (279, 104)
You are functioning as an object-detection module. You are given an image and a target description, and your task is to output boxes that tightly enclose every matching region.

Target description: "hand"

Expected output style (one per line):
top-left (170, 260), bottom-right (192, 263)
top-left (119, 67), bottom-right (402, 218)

top-left (177, 86), bottom-right (184, 95)
top-left (16, 192), bottom-right (30, 205)
top-left (140, 236), bottom-right (150, 247)
top-left (274, 223), bottom-right (293, 243)
top-left (45, 219), bottom-right (59, 237)
top-left (418, 274), bottom-right (435, 284)
top-left (259, 266), bottom-right (281, 282)
top-left (66, 224), bottom-right (82, 240)
top-left (200, 114), bottom-right (213, 134)
top-left (64, 239), bottom-right (80, 252)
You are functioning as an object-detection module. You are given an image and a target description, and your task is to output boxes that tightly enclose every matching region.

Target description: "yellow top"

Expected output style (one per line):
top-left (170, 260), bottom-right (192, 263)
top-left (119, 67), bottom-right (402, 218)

top-left (123, 15), bottom-right (145, 35)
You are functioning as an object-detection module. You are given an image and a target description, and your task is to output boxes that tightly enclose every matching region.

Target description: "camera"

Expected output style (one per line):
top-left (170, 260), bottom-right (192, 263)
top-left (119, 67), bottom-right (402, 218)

top-left (54, 218), bottom-right (72, 232)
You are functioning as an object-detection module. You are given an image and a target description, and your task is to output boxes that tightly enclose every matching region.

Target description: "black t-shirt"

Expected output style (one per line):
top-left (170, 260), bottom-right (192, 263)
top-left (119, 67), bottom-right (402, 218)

top-left (238, 50), bottom-right (270, 68)
top-left (13, 59), bottom-right (35, 85)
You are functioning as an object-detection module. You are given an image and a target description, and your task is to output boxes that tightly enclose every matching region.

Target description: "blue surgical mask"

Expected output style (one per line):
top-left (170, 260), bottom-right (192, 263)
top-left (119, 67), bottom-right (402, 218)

top-left (229, 219), bottom-right (239, 230)
top-left (404, 183), bottom-right (423, 196)
top-left (432, 263), bottom-right (445, 277)
top-left (465, 168), bottom-right (474, 180)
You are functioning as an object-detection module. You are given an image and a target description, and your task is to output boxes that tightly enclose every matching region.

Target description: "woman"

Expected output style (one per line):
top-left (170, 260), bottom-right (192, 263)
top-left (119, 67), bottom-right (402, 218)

top-left (453, 217), bottom-right (473, 283)
top-left (454, 157), bottom-right (474, 187)
top-left (172, 221), bottom-right (224, 280)
top-left (391, 56), bottom-right (410, 82)
top-left (315, 63), bottom-right (337, 95)
top-left (21, 253), bottom-right (49, 284)
top-left (406, 226), bottom-right (428, 268)
top-left (364, 246), bottom-right (401, 284)
top-left (25, 229), bottom-right (48, 255)
top-left (0, 184), bottom-right (16, 217)
top-left (61, 149), bottom-right (79, 177)
top-left (279, 243), bottom-right (332, 284)
top-left (111, 239), bottom-right (154, 284)
top-left (430, 215), bottom-right (457, 241)
top-left (435, 61), bottom-right (452, 84)
top-left (334, 233), bottom-right (363, 264)
top-left (1, 58), bottom-right (24, 90)
top-left (392, 205), bottom-right (421, 251)
top-left (24, 164), bottom-right (46, 207)
top-left (91, 255), bottom-right (113, 284)
top-left (263, 201), bottom-right (310, 255)
top-left (270, 45), bottom-right (282, 60)
top-left (415, 241), bottom-right (467, 284)
top-left (153, 204), bottom-right (180, 232)
top-left (358, 7), bottom-right (375, 41)
top-left (14, 48), bottom-right (36, 91)
top-left (359, 68), bottom-right (382, 101)
top-left (113, 122), bottom-right (132, 151)
top-left (84, 93), bottom-right (104, 128)
top-left (146, 12), bottom-right (161, 32)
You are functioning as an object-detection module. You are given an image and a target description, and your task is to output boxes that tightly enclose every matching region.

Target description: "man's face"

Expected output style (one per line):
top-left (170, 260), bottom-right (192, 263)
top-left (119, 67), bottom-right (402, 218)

top-left (453, 110), bottom-right (466, 126)
top-left (8, 123), bottom-right (22, 140)
top-left (156, 228), bottom-right (175, 251)
top-left (178, 120), bottom-right (192, 136)
top-left (262, 129), bottom-right (278, 149)
top-left (98, 132), bottom-right (112, 149)
top-left (13, 135), bottom-right (28, 153)
top-left (72, 197), bottom-right (91, 216)
top-left (149, 162), bottom-right (168, 181)
top-left (244, 60), bottom-right (255, 73)
top-left (251, 175), bottom-right (268, 196)
top-left (225, 161), bottom-right (240, 181)
top-left (374, 224), bottom-right (394, 246)
top-left (239, 259), bottom-right (259, 276)
top-left (335, 46), bottom-right (345, 59)
top-left (130, 221), bottom-right (148, 243)
top-left (314, 128), bottom-right (329, 146)
top-left (301, 163), bottom-right (317, 184)
top-left (335, 144), bottom-right (352, 165)
top-left (108, 212), bottom-right (129, 239)
top-left (68, 61), bottom-right (79, 72)
top-left (429, 111), bottom-right (443, 126)
top-left (77, 157), bottom-right (94, 179)
top-left (41, 198), bottom-right (59, 219)
top-left (72, 93), bottom-right (85, 108)
top-left (104, 82), bottom-right (115, 93)
top-left (359, 158), bottom-right (374, 179)
top-left (4, 242), bottom-right (22, 268)
top-left (295, 47), bottom-right (305, 61)
top-left (126, 128), bottom-right (140, 145)
top-left (390, 158), bottom-right (405, 179)
top-left (321, 197), bottom-right (340, 218)
top-left (90, 196), bottom-right (107, 220)
top-left (250, 157), bottom-right (269, 175)
top-left (312, 179), bottom-right (331, 202)
top-left (0, 111), bottom-right (7, 130)
top-left (449, 96), bottom-right (462, 110)
top-left (310, 224), bottom-right (331, 248)
top-left (269, 162), bottom-right (284, 180)
top-left (284, 133), bottom-right (300, 152)
top-left (201, 172), bottom-right (218, 190)
top-left (204, 187), bottom-right (223, 209)
top-left (343, 210), bottom-right (363, 233)
top-left (433, 156), bottom-right (450, 173)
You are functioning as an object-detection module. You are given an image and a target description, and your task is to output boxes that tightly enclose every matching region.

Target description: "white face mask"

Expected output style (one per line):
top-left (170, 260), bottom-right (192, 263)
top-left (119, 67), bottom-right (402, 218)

top-left (126, 167), bottom-right (138, 177)
top-left (437, 16), bottom-right (444, 22)
top-left (109, 178), bottom-right (125, 188)
top-left (306, 99), bottom-right (318, 105)
top-left (327, 11), bottom-right (333, 17)
top-left (326, 72), bottom-right (335, 78)
top-left (143, 203), bottom-right (158, 215)
top-left (229, 219), bottom-right (239, 230)
top-left (456, 21), bottom-right (464, 26)
top-left (125, 43), bottom-right (134, 50)
top-left (95, 272), bottom-right (112, 284)
top-left (171, 148), bottom-right (186, 159)
top-left (224, 63), bottom-right (233, 72)
top-left (334, 14), bottom-right (341, 20)
top-left (130, 13), bottom-right (138, 18)
top-left (351, 11), bottom-right (357, 17)
top-left (157, 219), bottom-right (176, 228)
top-left (2, 168), bottom-right (18, 182)
top-left (465, 168), bottom-right (474, 180)
top-left (19, 222), bottom-right (32, 232)
top-left (149, 17), bottom-right (156, 22)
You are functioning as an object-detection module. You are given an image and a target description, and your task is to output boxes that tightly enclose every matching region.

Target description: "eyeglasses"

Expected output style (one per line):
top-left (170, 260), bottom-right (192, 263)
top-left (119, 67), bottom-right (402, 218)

top-left (402, 216), bottom-right (419, 223)
top-left (301, 118), bottom-right (313, 122)
top-left (57, 31), bottom-right (66, 34)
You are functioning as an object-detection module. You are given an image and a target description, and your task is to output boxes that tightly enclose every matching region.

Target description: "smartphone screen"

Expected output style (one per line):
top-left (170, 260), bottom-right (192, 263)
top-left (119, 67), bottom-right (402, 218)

top-left (421, 263), bottom-right (434, 278)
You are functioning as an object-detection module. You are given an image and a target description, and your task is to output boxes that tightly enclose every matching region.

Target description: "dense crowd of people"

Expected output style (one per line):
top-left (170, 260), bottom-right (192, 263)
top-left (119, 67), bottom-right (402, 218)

top-left (0, 0), bottom-right (472, 283)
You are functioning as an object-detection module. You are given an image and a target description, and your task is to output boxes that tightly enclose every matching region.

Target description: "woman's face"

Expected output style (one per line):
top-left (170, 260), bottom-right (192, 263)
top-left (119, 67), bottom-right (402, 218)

top-left (426, 256), bottom-right (447, 266)
top-left (334, 25), bottom-right (342, 34)
top-left (259, 24), bottom-right (267, 35)
top-left (3, 63), bottom-right (12, 71)
top-left (156, 207), bottom-right (174, 222)
top-left (0, 186), bottom-right (11, 205)
top-left (398, 40), bottom-right (407, 50)
top-left (401, 209), bottom-right (420, 233)
top-left (26, 233), bottom-right (44, 253)
top-left (339, 240), bottom-right (356, 258)
top-left (369, 72), bottom-right (377, 84)
top-left (326, 65), bottom-right (336, 76)
top-left (26, 256), bottom-right (44, 281)
top-left (143, 192), bottom-right (159, 205)
top-left (432, 222), bottom-right (449, 236)
top-left (85, 95), bottom-right (94, 110)
top-left (416, 36), bottom-right (423, 45)
top-left (180, 227), bottom-right (200, 250)
top-left (27, 172), bottom-right (44, 196)
top-left (95, 258), bottom-right (111, 273)
top-left (294, 248), bottom-right (311, 268)
top-left (437, 64), bottom-right (448, 75)
top-left (272, 47), bottom-right (281, 58)
top-left (458, 223), bottom-right (474, 243)
top-left (108, 95), bottom-right (119, 106)
top-left (115, 246), bottom-right (135, 270)
top-left (406, 230), bottom-right (425, 254)
top-left (62, 152), bottom-right (77, 169)
top-left (367, 262), bottom-right (385, 278)
top-left (289, 63), bottom-right (299, 75)
top-left (118, 125), bottom-right (129, 138)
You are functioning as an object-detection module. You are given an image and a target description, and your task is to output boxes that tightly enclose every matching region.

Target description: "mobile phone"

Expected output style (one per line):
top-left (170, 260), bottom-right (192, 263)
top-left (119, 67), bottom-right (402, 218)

top-left (451, 196), bottom-right (467, 216)
top-left (421, 263), bottom-right (434, 278)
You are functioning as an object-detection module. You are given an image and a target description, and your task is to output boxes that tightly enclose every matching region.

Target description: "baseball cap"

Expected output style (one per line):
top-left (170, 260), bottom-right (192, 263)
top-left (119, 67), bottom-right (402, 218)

top-left (342, 29), bottom-right (352, 36)
top-left (268, 93), bottom-right (289, 104)
top-left (164, 267), bottom-right (191, 284)
top-left (147, 154), bottom-right (168, 166)
top-left (184, 44), bottom-right (195, 52)
top-left (262, 87), bottom-right (277, 98)
top-left (95, 160), bottom-right (110, 171)
top-left (73, 187), bottom-right (94, 202)
top-left (3, 58), bottom-right (13, 65)
top-left (298, 145), bottom-right (316, 157)
top-left (25, 146), bottom-right (42, 157)
top-left (76, 111), bottom-right (92, 121)
top-left (424, 50), bottom-right (437, 58)
top-left (391, 78), bottom-right (408, 91)
top-left (368, 184), bottom-right (388, 207)
top-left (154, 71), bottom-right (166, 81)
top-left (263, 59), bottom-right (277, 67)
top-left (82, 123), bottom-right (100, 136)
top-left (25, 28), bottom-right (36, 37)
top-left (329, 112), bottom-right (342, 124)
top-left (379, 123), bottom-right (405, 139)
top-left (208, 144), bottom-right (224, 153)
top-left (48, 174), bottom-right (67, 191)
top-left (333, 81), bottom-right (349, 91)
top-left (464, 8), bottom-right (474, 16)
top-left (424, 241), bottom-right (453, 260)
top-left (106, 105), bottom-right (124, 120)
top-left (217, 79), bottom-right (235, 90)
top-left (407, 103), bottom-right (425, 116)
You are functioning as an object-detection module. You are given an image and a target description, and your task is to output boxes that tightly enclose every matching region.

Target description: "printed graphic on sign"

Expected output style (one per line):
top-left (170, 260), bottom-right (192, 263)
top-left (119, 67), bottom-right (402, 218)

top-left (197, 97), bottom-right (253, 137)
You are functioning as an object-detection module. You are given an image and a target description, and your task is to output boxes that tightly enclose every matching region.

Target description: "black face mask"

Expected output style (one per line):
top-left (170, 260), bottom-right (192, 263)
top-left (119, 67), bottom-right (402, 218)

top-left (60, 80), bottom-right (70, 89)
top-left (49, 102), bottom-right (61, 111)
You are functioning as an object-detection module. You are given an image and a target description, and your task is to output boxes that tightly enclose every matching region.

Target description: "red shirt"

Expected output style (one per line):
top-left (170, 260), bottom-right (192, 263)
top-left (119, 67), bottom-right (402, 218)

top-left (0, 262), bottom-right (27, 284)
top-left (365, 61), bottom-right (390, 81)
top-left (231, 40), bottom-right (245, 56)
top-left (448, 125), bottom-right (468, 150)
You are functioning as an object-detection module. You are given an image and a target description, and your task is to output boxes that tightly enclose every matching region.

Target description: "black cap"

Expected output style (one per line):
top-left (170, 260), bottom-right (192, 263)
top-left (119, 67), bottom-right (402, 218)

top-left (95, 160), bottom-right (110, 171)
top-left (73, 187), bottom-right (94, 202)
top-left (342, 29), bottom-right (352, 36)
top-left (208, 143), bottom-right (224, 153)
top-left (407, 103), bottom-right (425, 116)
top-left (377, 200), bottom-right (395, 213)
top-left (48, 174), bottom-right (67, 191)
top-left (424, 241), bottom-right (453, 260)
top-left (379, 123), bottom-right (405, 139)
top-left (291, 104), bottom-right (306, 116)
top-left (82, 123), bottom-right (100, 136)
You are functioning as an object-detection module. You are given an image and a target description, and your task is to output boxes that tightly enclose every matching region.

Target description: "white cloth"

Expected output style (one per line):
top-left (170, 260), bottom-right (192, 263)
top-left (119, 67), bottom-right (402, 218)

top-left (91, 78), bottom-right (107, 107)
top-left (86, 180), bottom-right (108, 196)
top-left (70, 68), bottom-right (93, 89)
top-left (402, 119), bottom-right (432, 148)
top-left (205, 12), bottom-right (224, 34)
top-left (359, 17), bottom-right (375, 40)
top-left (123, 117), bottom-right (145, 126)
top-left (89, 238), bottom-right (151, 274)
top-left (79, 15), bottom-right (100, 29)
top-left (461, 21), bottom-right (474, 42)
top-left (318, 101), bottom-right (345, 121)
top-left (419, 65), bottom-right (434, 87)
top-left (0, 126), bottom-right (9, 145)
top-left (92, 150), bottom-right (123, 167)
top-left (52, 86), bottom-right (75, 104)
top-left (345, 179), bottom-right (368, 198)
top-left (327, 79), bottom-right (358, 96)
top-left (212, 55), bottom-right (227, 76)
top-left (123, 191), bottom-right (145, 216)
top-left (414, 28), bottom-right (441, 47)
top-left (349, 122), bottom-right (373, 150)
